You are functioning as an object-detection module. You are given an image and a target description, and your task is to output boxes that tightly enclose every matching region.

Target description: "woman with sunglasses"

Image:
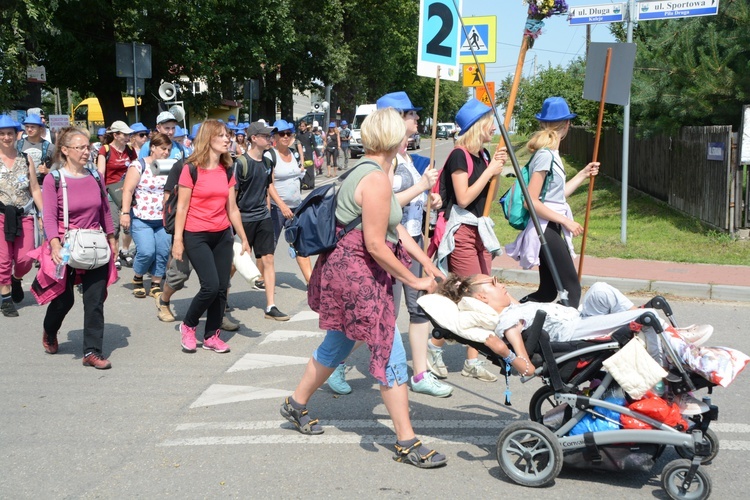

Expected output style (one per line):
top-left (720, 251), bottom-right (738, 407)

top-left (120, 133), bottom-right (173, 299)
top-left (38, 127), bottom-right (117, 369)
top-left (268, 120), bottom-right (312, 283)
top-left (0, 115), bottom-right (43, 318)
top-left (129, 123), bottom-right (150, 157)
top-left (437, 274), bottom-right (717, 379)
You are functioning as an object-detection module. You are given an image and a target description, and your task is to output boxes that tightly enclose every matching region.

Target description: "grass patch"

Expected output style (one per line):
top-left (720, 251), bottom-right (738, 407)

top-left (489, 147), bottom-right (750, 265)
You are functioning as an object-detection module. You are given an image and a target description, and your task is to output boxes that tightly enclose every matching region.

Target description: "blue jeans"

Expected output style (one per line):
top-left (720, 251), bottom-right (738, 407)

top-left (313, 326), bottom-right (408, 387)
top-left (130, 217), bottom-right (172, 278)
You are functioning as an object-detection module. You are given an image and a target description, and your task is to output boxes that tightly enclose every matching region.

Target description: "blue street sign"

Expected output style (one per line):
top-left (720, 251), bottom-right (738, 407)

top-left (637, 0), bottom-right (720, 21)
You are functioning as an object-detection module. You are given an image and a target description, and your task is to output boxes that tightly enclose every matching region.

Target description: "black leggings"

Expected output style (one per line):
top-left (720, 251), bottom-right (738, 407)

top-left (43, 264), bottom-right (109, 355)
top-left (522, 222), bottom-right (581, 308)
top-left (183, 229), bottom-right (233, 337)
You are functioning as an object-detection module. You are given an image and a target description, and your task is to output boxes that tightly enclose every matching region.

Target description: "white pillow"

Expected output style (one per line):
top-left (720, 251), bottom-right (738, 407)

top-left (417, 294), bottom-right (459, 333)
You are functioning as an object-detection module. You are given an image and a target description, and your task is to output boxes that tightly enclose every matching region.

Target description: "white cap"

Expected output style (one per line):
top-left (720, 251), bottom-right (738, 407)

top-left (156, 111), bottom-right (177, 124)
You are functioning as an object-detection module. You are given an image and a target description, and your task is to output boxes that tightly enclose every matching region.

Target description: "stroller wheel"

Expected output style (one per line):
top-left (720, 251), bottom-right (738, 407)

top-left (661, 459), bottom-right (712, 500)
top-left (496, 421), bottom-right (562, 487)
top-left (529, 386), bottom-right (560, 423)
top-left (675, 428), bottom-right (719, 464)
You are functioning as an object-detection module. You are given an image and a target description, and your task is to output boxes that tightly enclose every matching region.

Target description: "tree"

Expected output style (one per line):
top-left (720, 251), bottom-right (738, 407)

top-left (612, 0), bottom-right (750, 133)
top-left (496, 59), bottom-right (622, 135)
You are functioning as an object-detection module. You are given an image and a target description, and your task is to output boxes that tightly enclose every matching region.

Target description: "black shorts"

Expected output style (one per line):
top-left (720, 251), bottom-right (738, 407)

top-left (243, 218), bottom-right (276, 258)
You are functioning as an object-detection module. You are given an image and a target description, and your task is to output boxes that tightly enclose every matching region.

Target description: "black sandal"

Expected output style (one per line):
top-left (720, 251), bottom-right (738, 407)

top-left (280, 397), bottom-right (324, 435)
top-left (393, 439), bottom-right (447, 468)
top-left (132, 276), bottom-right (146, 299)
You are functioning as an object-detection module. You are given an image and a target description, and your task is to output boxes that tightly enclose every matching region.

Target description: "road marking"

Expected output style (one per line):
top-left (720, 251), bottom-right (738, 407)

top-left (160, 434), bottom-right (499, 447)
top-left (289, 311), bottom-right (319, 322)
top-left (175, 419), bottom-right (516, 431)
top-left (712, 423), bottom-right (750, 433)
top-left (227, 353), bottom-right (309, 373)
top-left (190, 385), bottom-right (292, 408)
top-left (260, 330), bottom-right (324, 344)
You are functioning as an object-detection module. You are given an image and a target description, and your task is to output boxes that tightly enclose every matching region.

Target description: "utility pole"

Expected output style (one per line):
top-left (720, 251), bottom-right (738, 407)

top-left (621, 0), bottom-right (635, 244)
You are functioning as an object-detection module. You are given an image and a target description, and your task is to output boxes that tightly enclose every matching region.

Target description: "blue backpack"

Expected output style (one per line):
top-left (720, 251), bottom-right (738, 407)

top-left (499, 148), bottom-right (555, 230)
top-left (284, 160), bottom-right (376, 257)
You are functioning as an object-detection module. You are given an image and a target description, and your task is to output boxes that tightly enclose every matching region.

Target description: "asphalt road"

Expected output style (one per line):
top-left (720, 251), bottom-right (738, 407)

top-left (2, 139), bottom-right (749, 498)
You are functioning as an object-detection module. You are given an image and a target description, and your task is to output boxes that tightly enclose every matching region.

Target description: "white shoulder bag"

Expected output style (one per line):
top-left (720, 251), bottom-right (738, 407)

top-left (60, 169), bottom-right (112, 270)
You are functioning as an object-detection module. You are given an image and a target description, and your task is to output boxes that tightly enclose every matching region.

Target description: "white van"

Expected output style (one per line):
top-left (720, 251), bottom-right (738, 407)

top-left (349, 104), bottom-right (376, 159)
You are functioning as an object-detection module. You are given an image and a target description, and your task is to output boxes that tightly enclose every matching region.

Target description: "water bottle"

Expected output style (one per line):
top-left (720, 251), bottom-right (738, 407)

top-left (288, 246), bottom-right (297, 259)
top-left (55, 244), bottom-right (70, 279)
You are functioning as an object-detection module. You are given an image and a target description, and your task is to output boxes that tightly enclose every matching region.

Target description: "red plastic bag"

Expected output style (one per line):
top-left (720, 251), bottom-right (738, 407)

top-left (621, 391), bottom-right (687, 430)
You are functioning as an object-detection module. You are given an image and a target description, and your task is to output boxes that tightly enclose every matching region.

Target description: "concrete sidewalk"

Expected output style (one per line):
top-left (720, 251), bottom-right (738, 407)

top-left (493, 253), bottom-right (750, 302)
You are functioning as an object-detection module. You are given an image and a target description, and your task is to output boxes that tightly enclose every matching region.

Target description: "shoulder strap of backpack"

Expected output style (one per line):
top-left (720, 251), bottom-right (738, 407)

top-left (103, 144), bottom-right (110, 162)
top-left (138, 157), bottom-right (147, 175)
top-left (458, 147), bottom-right (475, 177)
top-left (263, 148), bottom-right (277, 170)
top-left (188, 162), bottom-right (198, 185)
top-left (16, 139), bottom-right (24, 155)
top-left (235, 153), bottom-right (249, 179)
top-left (51, 169), bottom-right (61, 191)
top-left (41, 140), bottom-right (50, 161)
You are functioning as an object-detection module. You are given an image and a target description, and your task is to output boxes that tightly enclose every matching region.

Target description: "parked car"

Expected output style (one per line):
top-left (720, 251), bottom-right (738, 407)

top-left (436, 125), bottom-right (449, 139)
top-left (407, 132), bottom-right (421, 150)
top-left (438, 122), bottom-right (457, 138)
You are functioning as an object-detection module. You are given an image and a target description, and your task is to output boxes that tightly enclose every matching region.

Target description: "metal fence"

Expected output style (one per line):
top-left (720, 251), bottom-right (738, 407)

top-left (560, 126), bottom-right (740, 231)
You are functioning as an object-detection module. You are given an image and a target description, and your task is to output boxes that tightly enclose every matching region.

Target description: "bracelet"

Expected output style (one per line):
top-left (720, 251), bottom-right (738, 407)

top-left (502, 351), bottom-right (516, 364)
top-left (517, 356), bottom-right (531, 377)
top-left (121, 213), bottom-right (130, 217)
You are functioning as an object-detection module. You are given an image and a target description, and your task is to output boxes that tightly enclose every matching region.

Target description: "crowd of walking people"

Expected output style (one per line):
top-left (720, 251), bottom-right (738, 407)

top-left (4, 94), bottom-right (727, 470)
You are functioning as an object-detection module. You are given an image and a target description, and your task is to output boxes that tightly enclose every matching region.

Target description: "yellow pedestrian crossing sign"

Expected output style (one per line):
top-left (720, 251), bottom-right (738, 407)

top-left (459, 16), bottom-right (496, 64)
top-left (462, 64), bottom-right (485, 87)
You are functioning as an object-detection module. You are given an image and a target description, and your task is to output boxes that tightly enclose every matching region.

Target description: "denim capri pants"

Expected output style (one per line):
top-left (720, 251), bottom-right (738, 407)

top-left (313, 326), bottom-right (409, 387)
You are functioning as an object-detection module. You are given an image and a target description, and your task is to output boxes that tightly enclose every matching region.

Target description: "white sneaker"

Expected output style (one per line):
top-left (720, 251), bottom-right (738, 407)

top-left (675, 324), bottom-right (713, 346)
top-left (410, 372), bottom-right (453, 398)
top-left (675, 393), bottom-right (709, 416)
top-left (426, 345), bottom-right (448, 379)
top-left (461, 360), bottom-right (498, 382)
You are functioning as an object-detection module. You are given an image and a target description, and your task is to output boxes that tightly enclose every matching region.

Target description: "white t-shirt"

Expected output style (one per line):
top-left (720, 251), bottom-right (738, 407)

top-left (393, 153), bottom-right (426, 237)
top-left (270, 148), bottom-right (304, 208)
top-left (529, 148), bottom-right (566, 204)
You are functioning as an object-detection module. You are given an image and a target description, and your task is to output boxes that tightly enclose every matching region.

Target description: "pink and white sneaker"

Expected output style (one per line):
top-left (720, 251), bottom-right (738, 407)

top-left (675, 324), bottom-right (713, 346)
top-left (203, 330), bottom-right (230, 353)
top-left (180, 322), bottom-right (197, 352)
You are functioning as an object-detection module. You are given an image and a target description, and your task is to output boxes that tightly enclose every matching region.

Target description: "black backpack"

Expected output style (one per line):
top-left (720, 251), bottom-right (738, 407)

top-left (283, 160), bottom-right (376, 257)
top-left (163, 163), bottom-right (233, 234)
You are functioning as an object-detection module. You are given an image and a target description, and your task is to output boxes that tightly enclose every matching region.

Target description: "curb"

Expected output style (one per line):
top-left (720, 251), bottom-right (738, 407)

top-left (492, 267), bottom-right (750, 303)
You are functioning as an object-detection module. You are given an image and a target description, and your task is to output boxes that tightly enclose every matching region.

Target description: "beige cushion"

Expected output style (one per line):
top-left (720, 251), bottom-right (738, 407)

top-left (602, 337), bottom-right (667, 399)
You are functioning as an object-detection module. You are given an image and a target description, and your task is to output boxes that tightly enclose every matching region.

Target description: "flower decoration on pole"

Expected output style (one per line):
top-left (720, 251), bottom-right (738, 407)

top-left (523, 0), bottom-right (569, 47)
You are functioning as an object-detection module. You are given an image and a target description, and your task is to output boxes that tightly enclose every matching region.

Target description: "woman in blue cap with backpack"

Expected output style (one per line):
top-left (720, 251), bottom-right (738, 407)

top-left (505, 96), bottom-right (599, 308)
top-left (427, 98), bottom-right (508, 383)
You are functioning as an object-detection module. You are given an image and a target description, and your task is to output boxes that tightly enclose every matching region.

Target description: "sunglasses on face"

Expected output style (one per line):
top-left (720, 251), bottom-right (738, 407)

top-left (136, 133), bottom-right (148, 138)
top-left (472, 276), bottom-right (499, 287)
top-left (276, 131), bottom-right (293, 137)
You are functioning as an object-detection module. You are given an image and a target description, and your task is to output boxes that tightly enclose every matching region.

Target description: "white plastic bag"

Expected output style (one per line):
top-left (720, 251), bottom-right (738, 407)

top-left (232, 240), bottom-right (260, 284)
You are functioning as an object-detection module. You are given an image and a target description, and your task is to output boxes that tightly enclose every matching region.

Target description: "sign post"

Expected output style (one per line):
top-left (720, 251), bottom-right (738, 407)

top-left (417, 0), bottom-right (461, 253)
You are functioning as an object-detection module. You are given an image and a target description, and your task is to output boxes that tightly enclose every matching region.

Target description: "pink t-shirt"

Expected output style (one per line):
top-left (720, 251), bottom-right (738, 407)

top-left (42, 171), bottom-right (115, 242)
top-left (178, 165), bottom-right (235, 233)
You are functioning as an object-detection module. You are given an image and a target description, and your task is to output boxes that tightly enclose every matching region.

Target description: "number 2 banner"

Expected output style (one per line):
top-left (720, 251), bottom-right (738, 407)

top-left (417, 0), bottom-right (462, 81)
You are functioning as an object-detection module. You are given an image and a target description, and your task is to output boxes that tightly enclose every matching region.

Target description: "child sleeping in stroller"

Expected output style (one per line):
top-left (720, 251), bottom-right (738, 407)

top-left (420, 274), bottom-right (747, 396)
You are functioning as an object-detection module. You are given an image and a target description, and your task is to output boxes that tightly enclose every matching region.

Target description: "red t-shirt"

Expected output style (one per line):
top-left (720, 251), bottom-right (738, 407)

top-left (178, 165), bottom-right (236, 233)
top-left (99, 144), bottom-right (137, 185)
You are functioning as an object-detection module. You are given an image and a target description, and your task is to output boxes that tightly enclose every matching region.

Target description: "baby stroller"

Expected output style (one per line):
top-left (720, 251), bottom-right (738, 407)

top-left (422, 296), bottom-right (719, 500)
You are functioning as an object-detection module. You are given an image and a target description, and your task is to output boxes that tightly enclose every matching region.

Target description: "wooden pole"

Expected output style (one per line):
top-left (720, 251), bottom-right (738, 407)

top-left (423, 65), bottom-right (441, 256)
top-left (482, 35), bottom-right (530, 217)
top-left (578, 47), bottom-right (613, 281)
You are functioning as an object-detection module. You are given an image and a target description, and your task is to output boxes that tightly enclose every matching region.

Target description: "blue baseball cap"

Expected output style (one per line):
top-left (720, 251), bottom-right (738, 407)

top-left (455, 99), bottom-right (491, 136)
top-left (376, 91), bottom-right (422, 112)
top-left (535, 97), bottom-right (577, 122)
top-left (174, 125), bottom-right (187, 138)
top-left (228, 114), bottom-right (236, 121)
top-left (23, 114), bottom-right (44, 126)
top-left (328, 121), bottom-right (336, 128)
top-left (273, 119), bottom-right (294, 132)
top-left (0, 115), bottom-right (22, 132)
top-left (97, 127), bottom-right (107, 136)
top-left (130, 122), bottom-right (149, 134)
top-left (341, 120), bottom-right (348, 126)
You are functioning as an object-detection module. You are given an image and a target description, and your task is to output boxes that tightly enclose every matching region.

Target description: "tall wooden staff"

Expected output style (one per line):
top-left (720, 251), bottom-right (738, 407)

top-left (422, 66), bottom-right (441, 254)
top-left (577, 47), bottom-right (612, 280)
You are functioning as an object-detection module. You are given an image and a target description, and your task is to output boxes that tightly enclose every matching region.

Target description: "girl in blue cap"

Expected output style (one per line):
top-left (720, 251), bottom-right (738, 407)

top-left (428, 98), bottom-right (508, 383)
top-left (505, 96), bottom-right (599, 308)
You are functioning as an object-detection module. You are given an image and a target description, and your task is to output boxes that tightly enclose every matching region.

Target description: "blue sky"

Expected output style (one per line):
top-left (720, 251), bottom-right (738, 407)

top-left (461, 1), bottom-right (619, 85)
